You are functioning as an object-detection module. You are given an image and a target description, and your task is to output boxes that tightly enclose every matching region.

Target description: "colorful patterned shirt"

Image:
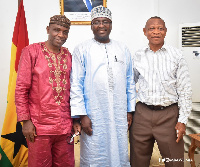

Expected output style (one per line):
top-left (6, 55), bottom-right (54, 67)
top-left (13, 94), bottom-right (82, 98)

top-left (15, 42), bottom-right (72, 135)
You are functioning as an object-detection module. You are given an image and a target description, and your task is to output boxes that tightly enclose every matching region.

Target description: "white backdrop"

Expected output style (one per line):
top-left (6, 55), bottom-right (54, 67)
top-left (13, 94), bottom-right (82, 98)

top-left (0, 0), bottom-right (200, 134)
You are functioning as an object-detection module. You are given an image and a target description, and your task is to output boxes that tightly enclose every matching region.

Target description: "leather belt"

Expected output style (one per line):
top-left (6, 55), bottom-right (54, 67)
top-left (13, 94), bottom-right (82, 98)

top-left (138, 101), bottom-right (177, 110)
top-left (146, 104), bottom-right (165, 110)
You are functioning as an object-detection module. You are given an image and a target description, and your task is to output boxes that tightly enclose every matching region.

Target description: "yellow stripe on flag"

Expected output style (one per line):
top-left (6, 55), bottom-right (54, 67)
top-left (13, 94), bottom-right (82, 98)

top-left (7, 43), bottom-right (17, 101)
top-left (0, 45), bottom-right (28, 167)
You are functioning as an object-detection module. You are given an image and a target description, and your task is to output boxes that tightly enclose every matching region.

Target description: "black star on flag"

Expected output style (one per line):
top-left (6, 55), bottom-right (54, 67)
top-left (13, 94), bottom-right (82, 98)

top-left (1, 122), bottom-right (28, 159)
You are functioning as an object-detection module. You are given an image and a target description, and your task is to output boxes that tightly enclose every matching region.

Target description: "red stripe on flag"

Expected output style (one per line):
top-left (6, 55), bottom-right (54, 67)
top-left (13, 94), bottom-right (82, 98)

top-left (12, 0), bottom-right (29, 72)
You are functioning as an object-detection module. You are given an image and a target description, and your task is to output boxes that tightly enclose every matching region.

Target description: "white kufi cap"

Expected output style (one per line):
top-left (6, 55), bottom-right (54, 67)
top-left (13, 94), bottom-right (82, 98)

top-left (91, 5), bottom-right (112, 21)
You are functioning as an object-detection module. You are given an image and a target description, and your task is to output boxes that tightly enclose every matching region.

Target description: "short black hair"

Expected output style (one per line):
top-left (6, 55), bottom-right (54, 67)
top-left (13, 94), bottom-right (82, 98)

top-left (145, 16), bottom-right (166, 28)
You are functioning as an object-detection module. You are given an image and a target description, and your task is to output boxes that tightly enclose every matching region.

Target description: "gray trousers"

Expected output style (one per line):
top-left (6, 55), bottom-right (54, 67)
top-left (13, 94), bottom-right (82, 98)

top-left (129, 102), bottom-right (184, 167)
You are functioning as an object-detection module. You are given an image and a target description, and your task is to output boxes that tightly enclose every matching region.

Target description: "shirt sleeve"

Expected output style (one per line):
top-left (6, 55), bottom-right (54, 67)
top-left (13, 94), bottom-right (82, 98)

top-left (176, 56), bottom-right (192, 124)
top-left (15, 47), bottom-right (32, 122)
top-left (70, 45), bottom-right (87, 117)
top-left (126, 47), bottom-right (136, 112)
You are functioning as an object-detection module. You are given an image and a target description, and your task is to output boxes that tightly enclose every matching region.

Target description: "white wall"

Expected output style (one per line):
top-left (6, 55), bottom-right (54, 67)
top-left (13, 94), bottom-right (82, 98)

top-left (0, 0), bottom-right (200, 134)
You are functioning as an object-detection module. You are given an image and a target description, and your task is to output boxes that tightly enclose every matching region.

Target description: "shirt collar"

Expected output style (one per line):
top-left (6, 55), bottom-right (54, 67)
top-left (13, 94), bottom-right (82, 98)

top-left (92, 38), bottom-right (112, 45)
top-left (143, 42), bottom-right (167, 52)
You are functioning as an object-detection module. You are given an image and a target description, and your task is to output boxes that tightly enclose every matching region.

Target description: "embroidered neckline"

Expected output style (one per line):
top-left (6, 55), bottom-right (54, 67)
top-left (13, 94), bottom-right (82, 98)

top-left (40, 42), bottom-right (69, 105)
top-left (92, 38), bottom-right (112, 45)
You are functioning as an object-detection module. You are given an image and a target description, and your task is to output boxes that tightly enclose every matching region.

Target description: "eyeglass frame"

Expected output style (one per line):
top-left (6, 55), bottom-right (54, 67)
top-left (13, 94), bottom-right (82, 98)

top-left (91, 20), bottom-right (112, 26)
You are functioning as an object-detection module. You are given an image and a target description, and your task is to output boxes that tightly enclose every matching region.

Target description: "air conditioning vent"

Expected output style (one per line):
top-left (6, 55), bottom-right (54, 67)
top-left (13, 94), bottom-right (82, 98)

top-left (182, 26), bottom-right (200, 47)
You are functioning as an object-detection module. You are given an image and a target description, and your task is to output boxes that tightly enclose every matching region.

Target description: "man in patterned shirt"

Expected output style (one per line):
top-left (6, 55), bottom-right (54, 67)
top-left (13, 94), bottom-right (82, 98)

top-left (15, 15), bottom-right (80, 167)
top-left (129, 16), bottom-right (192, 167)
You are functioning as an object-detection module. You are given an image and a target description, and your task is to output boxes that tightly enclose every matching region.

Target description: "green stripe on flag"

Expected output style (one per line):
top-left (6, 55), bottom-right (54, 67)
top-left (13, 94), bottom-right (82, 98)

top-left (0, 146), bottom-right (13, 167)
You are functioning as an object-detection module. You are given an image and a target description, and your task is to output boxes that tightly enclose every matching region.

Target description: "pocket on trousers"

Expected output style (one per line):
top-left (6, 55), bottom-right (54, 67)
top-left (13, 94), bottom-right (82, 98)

top-left (133, 103), bottom-right (143, 124)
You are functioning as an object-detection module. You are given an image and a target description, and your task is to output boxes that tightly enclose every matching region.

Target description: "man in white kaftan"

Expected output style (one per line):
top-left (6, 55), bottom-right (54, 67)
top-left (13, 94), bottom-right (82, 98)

top-left (70, 5), bottom-right (136, 167)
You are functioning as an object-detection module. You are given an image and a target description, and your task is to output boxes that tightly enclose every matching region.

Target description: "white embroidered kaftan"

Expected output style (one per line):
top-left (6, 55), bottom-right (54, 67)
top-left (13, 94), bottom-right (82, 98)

top-left (70, 39), bottom-right (136, 167)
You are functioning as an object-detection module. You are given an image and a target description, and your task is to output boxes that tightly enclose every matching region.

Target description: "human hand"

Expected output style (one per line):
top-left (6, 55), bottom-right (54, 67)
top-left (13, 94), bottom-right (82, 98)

top-left (127, 112), bottom-right (133, 130)
top-left (73, 119), bottom-right (81, 135)
top-left (175, 122), bottom-right (186, 143)
top-left (80, 115), bottom-right (92, 136)
top-left (22, 120), bottom-right (37, 143)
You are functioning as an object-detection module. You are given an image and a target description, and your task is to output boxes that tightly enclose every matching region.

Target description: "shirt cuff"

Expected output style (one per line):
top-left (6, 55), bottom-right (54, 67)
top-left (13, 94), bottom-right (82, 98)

top-left (178, 115), bottom-right (188, 125)
top-left (17, 113), bottom-right (31, 122)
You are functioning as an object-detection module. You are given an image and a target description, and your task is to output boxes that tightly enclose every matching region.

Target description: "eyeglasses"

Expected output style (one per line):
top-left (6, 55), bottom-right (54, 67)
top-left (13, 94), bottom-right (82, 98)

top-left (67, 132), bottom-right (80, 145)
top-left (92, 21), bottom-right (112, 26)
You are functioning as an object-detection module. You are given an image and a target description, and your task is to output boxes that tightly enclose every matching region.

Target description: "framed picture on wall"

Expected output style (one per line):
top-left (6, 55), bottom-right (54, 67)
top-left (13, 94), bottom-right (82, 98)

top-left (60, 0), bottom-right (107, 25)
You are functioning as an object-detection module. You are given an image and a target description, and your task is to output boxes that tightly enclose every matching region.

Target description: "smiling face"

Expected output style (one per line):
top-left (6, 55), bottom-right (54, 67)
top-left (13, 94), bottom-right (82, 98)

top-left (46, 24), bottom-right (70, 53)
top-left (143, 18), bottom-right (167, 52)
top-left (91, 17), bottom-right (112, 43)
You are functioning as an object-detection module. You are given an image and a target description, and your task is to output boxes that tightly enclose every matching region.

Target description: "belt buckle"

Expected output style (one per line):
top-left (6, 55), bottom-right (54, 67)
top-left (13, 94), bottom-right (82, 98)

top-left (152, 105), bottom-right (164, 110)
top-left (157, 106), bottom-right (164, 110)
